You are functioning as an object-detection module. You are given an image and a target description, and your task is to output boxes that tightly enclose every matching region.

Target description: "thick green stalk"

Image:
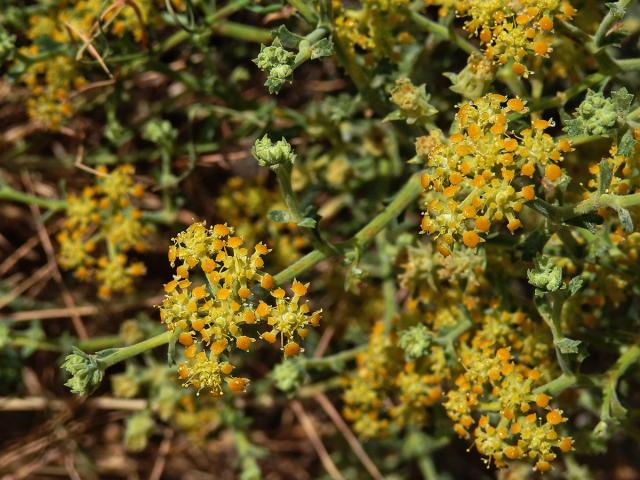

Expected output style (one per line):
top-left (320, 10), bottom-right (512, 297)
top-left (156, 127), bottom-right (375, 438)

top-left (593, 0), bottom-right (632, 48)
top-left (213, 21), bottom-right (272, 43)
top-left (208, 0), bottom-right (251, 22)
top-left (301, 345), bottom-right (366, 370)
top-left (352, 172), bottom-right (422, 248)
top-left (534, 373), bottom-right (578, 396)
top-left (574, 191), bottom-right (640, 215)
top-left (273, 249), bottom-right (328, 286)
top-left (287, 0), bottom-right (318, 25)
top-left (408, 10), bottom-right (477, 55)
top-left (0, 187), bottom-right (65, 211)
top-left (617, 58), bottom-right (640, 71)
top-left (275, 172), bottom-right (422, 285)
top-left (96, 331), bottom-right (172, 369)
top-left (275, 164), bottom-right (303, 224)
top-left (11, 335), bottom-right (121, 353)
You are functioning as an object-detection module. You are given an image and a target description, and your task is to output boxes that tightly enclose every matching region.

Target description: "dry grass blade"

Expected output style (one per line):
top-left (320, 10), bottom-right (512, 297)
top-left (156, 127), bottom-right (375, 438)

top-left (314, 393), bottom-right (385, 480)
top-left (148, 428), bottom-right (174, 480)
top-left (0, 397), bottom-right (148, 411)
top-left (21, 172), bottom-right (88, 339)
top-left (0, 263), bottom-right (53, 310)
top-left (7, 305), bottom-right (99, 322)
top-left (0, 234), bottom-right (41, 277)
top-left (62, 21), bottom-right (113, 78)
top-left (290, 400), bottom-right (345, 480)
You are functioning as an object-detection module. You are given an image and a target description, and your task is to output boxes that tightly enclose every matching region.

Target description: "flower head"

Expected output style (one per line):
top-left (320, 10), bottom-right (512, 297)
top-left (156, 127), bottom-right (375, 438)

top-left (160, 222), bottom-right (320, 396)
top-left (419, 93), bottom-right (570, 250)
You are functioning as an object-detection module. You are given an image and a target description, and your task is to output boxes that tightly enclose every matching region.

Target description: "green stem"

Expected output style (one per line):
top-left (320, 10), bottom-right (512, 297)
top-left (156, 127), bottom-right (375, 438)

top-left (213, 21), bottom-right (272, 43)
top-left (548, 292), bottom-right (572, 375)
top-left (274, 163), bottom-right (336, 255)
top-left (378, 235), bottom-right (397, 330)
top-left (418, 457), bottom-right (439, 480)
top-left (12, 335), bottom-right (121, 353)
top-left (524, 73), bottom-right (607, 114)
top-left (273, 249), bottom-right (328, 286)
top-left (0, 186), bottom-right (65, 211)
top-left (332, 36), bottom-right (391, 115)
top-left (600, 344), bottom-right (640, 422)
top-left (10, 338), bottom-right (63, 352)
top-left (617, 58), bottom-right (640, 71)
top-left (574, 191), bottom-right (640, 215)
top-left (96, 331), bottom-right (172, 369)
top-left (534, 373), bottom-right (578, 396)
top-left (287, 0), bottom-right (318, 25)
top-left (593, 0), bottom-right (631, 48)
top-left (435, 318), bottom-right (472, 347)
top-left (275, 164), bottom-right (303, 224)
top-left (208, 0), bottom-right (250, 23)
top-left (0, 184), bottom-right (179, 225)
top-left (292, 27), bottom-right (329, 71)
top-left (78, 335), bottom-right (122, 351)
top-left (274, 171), bottom-right (423, 285)
top-left (297, 376), bottom-right (343, 397)
top-left (352, 172), bottom-right (422, 248)
top-left (301, 345), bottom-right (366, 370)
top-left (408, 10), bottom-right (477, 55)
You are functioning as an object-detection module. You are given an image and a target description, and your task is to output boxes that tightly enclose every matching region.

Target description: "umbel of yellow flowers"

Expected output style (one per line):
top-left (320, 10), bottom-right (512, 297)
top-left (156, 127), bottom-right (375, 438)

top-left (159, 222), bottom-right (321, 396)
top-left (57, 165), bottom-right (150, 298)
top-left (419, 93), bottom-right (572, 254)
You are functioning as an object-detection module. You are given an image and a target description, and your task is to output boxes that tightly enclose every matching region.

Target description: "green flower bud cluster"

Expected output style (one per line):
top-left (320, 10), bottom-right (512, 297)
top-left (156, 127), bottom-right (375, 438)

top-left (253, 38), bottom-right (295, 94)
top-left (386, 78), bottom-right (438, 127)
top-left (252, 134), bottom-right (296, 168)
top-left (564, 88), bottom-right (634, 137)
top-left (142, 119), bottom-right (177, 147)
top-left (272, 359), bottom-right (304, 393)
top-left (527, 256), bottom-right (562, 292)
top-left (398, 324), bottom-right (433, 360)
top-left (61, 348), bottom-right (104, 396)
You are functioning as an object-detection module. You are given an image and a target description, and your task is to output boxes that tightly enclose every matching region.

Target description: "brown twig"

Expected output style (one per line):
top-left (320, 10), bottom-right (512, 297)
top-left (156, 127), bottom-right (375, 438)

top-left (0, 396), bottom-right (147, 411)
top-left (290, 400), bottom-right (345, 480)
top-left (21, 172), bottom-right (88, 339)
top-left (0, 233), bottom-right (45, 277)
top-left (73, 144), bottom-right (106, 176)
top-left (313, 326), bottom-right (334, 359)
top-left (314, 393), bottom-right (385, 480)
top-left (0, 263), bottom-right (53, 310)
top-left (148, 428), bottom-right (174, 480)
top-left (62, 21), bottom-right (113, 78)
top-left (6, 305), bottom-right (99, 322)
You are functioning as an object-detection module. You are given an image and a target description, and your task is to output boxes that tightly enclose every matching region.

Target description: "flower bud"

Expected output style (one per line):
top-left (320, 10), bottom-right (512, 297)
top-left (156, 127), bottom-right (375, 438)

top-left (252, 135), bottom-right (296, 168)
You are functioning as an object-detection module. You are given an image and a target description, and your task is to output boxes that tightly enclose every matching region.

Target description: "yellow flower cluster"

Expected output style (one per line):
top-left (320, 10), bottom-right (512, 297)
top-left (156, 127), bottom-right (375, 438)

top-left (587, 140), bottom-right (640, 197)
top-left (444, 345), bottom-right (572, 471)
top-left (342, 322), bottom-right (442, 438)
top-left (160, 222), bottom-right (320, 396)
top-left (18, 0), bottom-right (151, 129)
top-left (333, 0), bottom-right (413, 61)
top-left (57, 165), bottom-right (150, 298)
top-left (425, 0), bottom-right (576, 76)
top-left (419, 93), bottom-right (572, 251)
